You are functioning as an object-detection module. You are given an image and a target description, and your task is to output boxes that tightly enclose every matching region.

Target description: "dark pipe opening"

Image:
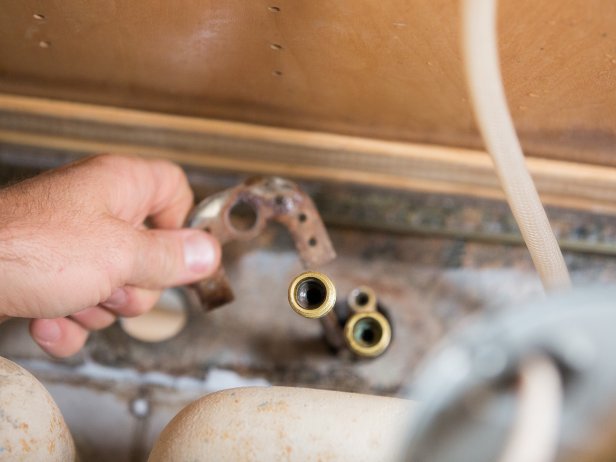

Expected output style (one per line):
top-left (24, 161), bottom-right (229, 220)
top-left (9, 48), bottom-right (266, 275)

top-left (355, 291), bottom-right (370, 307)
top-left (296, 278), bottom-right (327, 310)
top-left (354, 317), bottom-right (383, 347)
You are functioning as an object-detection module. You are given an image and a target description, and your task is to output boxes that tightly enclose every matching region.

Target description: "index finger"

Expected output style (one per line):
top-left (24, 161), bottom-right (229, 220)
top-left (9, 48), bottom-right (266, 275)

top-left (87, 155), bottom-right (195, 229)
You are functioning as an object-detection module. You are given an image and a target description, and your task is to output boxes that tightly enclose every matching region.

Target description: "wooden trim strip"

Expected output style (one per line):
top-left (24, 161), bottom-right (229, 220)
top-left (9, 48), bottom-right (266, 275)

top-left (1, 93), bottom-right (615, 214)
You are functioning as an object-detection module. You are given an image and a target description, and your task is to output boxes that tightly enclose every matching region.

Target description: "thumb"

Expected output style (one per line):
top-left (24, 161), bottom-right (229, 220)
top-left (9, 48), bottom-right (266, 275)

top-left (128, 228), bottom-right (221, 288)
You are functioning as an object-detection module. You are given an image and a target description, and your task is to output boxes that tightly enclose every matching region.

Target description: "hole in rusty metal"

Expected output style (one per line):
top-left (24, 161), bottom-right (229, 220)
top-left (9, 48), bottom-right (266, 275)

top-left (298, 213), bottom-right (307, 223)
top-left (228, 199), bottom-right (258, 232)
top-left (296, 278), bottom-right (326, 310)
top-left (275, 194), bottom-right (285, 206)
top-left (308, 237), bottom-right (317, 246)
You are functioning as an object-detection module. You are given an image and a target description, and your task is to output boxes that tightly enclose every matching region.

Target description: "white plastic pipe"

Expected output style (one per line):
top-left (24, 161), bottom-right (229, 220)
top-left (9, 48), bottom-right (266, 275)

top-left (148, 386), bottom-right (416, 462)
top-left (499, 355), bottom-right (563, 462)
top-left (0, 356), bottom-right (76, 461)
top-left (462, 0), bottom-right (571, 291)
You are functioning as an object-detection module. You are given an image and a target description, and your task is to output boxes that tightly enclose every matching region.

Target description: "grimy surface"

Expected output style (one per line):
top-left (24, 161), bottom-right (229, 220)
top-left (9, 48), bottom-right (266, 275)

top-left (1, 161), bottom-right (616, 460)
top-left (1, 213), bottom-right (616, 460)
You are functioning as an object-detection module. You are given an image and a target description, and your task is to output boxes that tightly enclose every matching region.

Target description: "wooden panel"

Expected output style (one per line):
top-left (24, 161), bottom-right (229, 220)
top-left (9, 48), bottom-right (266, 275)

top-left (3, 94), bottom-right (616, 215)
top-left (1, 1), bottom-right (616, 165)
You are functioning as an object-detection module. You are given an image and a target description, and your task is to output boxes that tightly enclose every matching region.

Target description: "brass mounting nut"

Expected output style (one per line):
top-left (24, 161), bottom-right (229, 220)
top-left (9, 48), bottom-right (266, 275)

top-left (288, 271), bottom-right (336, 319)
top-left (344, 311), bottom-right (392, 358)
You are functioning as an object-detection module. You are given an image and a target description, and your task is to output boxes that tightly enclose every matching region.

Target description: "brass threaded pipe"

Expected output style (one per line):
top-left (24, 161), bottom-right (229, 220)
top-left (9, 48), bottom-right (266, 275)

top-left (288, 271), bottom-right (336, 319)
top-left (344, 311), bottom-right (392, 358)
top-left (347, 285), bottom-right (378, 312)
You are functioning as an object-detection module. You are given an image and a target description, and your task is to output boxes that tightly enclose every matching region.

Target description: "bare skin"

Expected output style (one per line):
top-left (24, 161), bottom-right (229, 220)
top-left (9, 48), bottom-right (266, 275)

top-left (0, 154), bottom-right (221, 357)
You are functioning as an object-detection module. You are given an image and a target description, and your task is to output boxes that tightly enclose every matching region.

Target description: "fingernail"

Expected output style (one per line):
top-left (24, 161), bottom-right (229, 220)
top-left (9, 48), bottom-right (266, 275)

top-left (102, 287), bottom-right (128, 309)
top-left (184, 231), bottom-right (217, 273)
top-left (34, 319), bottom-right (61, 343)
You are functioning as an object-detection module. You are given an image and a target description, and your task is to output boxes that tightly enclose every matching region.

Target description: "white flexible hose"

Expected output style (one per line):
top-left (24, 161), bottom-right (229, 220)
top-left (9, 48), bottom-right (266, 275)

top-left (499, 355), bottom-right (563, 462)
top-left (462, 0), bottom-right (571, 291)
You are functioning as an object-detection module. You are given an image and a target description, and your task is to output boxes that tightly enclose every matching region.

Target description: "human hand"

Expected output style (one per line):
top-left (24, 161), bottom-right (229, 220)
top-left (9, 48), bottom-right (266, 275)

top-left (0, 155), bottom-right (220, 357)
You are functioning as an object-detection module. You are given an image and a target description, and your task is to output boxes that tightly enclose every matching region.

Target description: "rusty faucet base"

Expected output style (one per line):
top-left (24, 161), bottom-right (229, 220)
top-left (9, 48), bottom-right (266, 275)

top-left (186, 177), bottom-right (336, 311)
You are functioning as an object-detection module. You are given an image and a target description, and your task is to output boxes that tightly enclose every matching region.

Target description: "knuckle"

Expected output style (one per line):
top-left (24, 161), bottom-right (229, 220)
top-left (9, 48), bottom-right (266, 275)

top-left (155, 159), bottom-right (189, 187)
top-left (157, 158), bottom-right (183, 175)
top-left (87, 154), bottom-right (144, 181)
top-left (100, 224), bottom-right (139, 287)
top-left (87, 153), bottom-right (125, 169)
top-left (153, 232), bottom-right (184, 280)
top-left (158, 161), bottom-right (191, 197)
top-left (120, 289), bottom-right (158, 317)
top-left (120, 301), bottom-right (149, 317)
